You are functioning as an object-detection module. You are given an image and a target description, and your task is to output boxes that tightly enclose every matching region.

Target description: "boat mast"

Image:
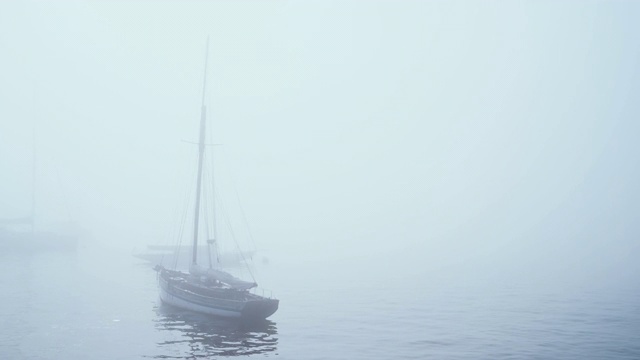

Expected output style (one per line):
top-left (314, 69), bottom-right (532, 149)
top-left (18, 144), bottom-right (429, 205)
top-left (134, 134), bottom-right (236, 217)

top-left (31, 128), bottom-right (36, 233)
top-left (192, 38), bottom-right (210, 266)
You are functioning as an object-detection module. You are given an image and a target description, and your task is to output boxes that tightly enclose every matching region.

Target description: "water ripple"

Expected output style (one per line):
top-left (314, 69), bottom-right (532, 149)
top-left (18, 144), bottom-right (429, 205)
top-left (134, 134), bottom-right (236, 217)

top-left (147, 304), bottom-right (278, 358)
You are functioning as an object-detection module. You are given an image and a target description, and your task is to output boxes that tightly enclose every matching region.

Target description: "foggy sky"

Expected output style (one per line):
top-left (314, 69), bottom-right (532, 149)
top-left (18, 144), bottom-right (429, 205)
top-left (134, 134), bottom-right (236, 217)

top-left (1, 1), bottom-right (639, 288)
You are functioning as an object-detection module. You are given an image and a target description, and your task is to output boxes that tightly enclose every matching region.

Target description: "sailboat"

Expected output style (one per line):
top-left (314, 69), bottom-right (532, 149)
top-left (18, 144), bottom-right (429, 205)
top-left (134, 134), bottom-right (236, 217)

top-left (155, 40), bottom-right (279, 320)
top-left (0, 130), bottom-right (78, 252)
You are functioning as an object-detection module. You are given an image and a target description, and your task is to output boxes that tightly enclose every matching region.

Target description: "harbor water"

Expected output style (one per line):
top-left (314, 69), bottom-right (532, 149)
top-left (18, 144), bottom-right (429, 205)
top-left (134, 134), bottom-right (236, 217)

top-left (0, 244), bottom-right (639, 359)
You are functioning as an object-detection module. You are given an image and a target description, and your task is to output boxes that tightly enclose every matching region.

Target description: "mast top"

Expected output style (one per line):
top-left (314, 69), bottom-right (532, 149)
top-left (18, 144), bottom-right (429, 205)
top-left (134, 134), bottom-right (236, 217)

top-left (201, 36), bottom-right (209, 107)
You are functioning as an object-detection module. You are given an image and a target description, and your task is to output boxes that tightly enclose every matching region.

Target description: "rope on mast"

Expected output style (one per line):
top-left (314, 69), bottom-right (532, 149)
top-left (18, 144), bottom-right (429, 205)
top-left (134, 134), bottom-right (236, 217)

top-left (218, 192), bottom-right (257, 284)
top-left (173, 155), bottom-right (198, 270)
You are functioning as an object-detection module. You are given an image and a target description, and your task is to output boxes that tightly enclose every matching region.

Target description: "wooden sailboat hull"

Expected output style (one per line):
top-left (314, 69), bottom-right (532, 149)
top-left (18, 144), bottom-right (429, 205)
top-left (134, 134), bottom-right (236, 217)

top-left (159, 284), bottom-right (244, 318)
top-left (158, 270), bottom-right (279, 319)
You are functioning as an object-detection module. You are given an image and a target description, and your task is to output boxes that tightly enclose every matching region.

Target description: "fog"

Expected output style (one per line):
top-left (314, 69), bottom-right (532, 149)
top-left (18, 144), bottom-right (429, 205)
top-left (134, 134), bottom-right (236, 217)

top-left (2, 0), bottom-right (639, 293)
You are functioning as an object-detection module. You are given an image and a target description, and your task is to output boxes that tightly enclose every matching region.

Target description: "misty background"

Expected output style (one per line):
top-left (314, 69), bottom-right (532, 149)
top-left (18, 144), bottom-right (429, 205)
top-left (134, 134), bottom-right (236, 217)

top-left (1, 0), bottom-right (639, 294)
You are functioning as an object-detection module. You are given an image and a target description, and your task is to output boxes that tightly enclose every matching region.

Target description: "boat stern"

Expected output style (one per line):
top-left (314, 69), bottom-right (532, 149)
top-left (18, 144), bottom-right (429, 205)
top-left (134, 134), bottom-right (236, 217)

top-left (242, 298), bottom-right (279, 319)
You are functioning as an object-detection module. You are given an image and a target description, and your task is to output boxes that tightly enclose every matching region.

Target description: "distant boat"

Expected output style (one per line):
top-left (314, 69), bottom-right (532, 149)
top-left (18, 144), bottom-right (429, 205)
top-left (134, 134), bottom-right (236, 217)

top-left (155, 39), bottom-right (279, 319)
top-left (0, 222), bottom-right (77, 252)
top-left (0, 132), bottom-right (78, 252)
top-left (134, 245), bottom-right (254, 269)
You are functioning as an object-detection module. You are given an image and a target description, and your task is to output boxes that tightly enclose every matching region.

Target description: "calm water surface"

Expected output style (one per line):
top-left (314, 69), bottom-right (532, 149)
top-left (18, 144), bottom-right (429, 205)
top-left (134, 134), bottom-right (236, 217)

top-left (1, 245), bottom-right (639, 359)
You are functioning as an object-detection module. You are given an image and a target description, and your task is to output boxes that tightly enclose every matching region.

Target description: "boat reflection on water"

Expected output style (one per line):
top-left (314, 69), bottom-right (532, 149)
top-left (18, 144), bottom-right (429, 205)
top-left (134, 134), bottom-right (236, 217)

top-left (152, 303), bottom-right (278, 358)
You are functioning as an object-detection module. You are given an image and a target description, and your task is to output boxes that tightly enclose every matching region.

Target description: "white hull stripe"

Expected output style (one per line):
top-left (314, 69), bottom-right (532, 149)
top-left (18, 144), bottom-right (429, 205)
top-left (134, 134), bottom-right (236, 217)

top-left (159, 286), bottom-right (243, 318)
